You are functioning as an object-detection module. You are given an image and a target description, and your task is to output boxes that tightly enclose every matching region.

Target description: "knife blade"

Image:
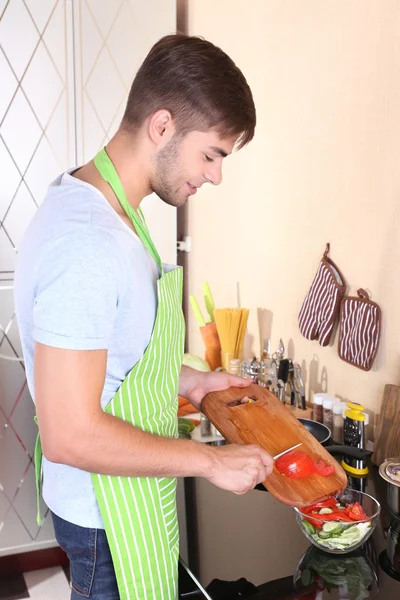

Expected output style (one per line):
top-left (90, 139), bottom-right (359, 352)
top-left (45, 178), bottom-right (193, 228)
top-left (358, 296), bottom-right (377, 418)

top-left (273, 443), bottom-right (302, 461)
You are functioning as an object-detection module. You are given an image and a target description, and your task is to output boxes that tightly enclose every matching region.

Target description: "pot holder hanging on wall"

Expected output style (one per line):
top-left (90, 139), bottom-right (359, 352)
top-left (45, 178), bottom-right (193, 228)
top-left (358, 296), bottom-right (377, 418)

top-left (338, 289), bottom-right (382, 371)
top-left (298, 244), bottom-right (346, 346)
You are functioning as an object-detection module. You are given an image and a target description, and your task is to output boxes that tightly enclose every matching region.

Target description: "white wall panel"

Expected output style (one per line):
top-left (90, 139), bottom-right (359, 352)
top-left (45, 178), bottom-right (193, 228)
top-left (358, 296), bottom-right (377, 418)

top-left (0, 0), bottom-right (74, 556)
top-left (74, 0), bottom-right (177, 264)
top-left (0, 0), bottom-right (177, 557)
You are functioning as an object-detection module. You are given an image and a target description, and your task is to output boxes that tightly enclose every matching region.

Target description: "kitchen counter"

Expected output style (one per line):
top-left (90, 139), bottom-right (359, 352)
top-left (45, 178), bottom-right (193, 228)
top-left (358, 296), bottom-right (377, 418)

top-left (183, 450), bottom-right (400, 599)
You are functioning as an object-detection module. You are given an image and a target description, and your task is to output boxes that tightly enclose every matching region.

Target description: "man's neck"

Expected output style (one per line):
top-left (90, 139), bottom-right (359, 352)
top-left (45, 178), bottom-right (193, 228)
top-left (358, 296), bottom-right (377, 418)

top-left (71, 130), bottom-right (153, 233)
top-left (104, 130), bottom-right (152, 211)
top-left (72, 130), bottom-right (152, 213)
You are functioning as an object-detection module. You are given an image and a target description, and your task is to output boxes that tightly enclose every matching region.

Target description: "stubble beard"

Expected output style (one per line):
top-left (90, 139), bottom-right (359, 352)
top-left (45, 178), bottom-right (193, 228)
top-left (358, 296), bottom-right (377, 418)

top-left (151, 136), bottom-right (188, 208)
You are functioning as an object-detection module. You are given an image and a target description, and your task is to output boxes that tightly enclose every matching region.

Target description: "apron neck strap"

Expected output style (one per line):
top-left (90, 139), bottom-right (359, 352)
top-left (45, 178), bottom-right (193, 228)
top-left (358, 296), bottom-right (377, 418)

top-left (94, 148), bottom-right (163, 272)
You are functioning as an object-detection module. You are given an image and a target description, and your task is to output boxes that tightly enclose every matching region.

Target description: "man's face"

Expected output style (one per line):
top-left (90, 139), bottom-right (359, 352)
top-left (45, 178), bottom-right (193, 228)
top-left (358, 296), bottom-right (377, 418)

top-left (151, 130), bottom-right (237, 207)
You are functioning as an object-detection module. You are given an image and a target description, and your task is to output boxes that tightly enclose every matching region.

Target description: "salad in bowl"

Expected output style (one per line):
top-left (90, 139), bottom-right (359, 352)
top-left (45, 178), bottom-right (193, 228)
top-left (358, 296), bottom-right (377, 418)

top-left (294, 489), bottom-right (380, 554)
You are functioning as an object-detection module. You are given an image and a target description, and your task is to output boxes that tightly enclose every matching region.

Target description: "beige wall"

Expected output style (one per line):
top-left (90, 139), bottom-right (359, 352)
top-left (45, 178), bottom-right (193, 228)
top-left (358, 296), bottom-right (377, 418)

top-left (186, 0), bottom-right (400, 423)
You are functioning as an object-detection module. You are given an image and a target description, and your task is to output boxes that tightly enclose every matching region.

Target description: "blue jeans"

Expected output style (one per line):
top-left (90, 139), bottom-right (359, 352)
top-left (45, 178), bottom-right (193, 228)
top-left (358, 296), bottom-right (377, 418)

top-left (51, 512), bottom-right (119, 599)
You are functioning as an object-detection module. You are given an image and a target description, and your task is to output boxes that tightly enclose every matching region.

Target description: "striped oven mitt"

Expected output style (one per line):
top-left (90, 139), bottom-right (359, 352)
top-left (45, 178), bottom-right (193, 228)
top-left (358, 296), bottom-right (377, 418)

top-left (338, 289), bottom-right (382, 371)
top-left (298, 244), bottom-right (346, 346)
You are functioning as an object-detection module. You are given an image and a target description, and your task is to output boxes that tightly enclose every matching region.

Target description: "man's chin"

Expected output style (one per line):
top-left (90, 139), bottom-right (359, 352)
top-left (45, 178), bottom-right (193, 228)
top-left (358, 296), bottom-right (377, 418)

top-left (155, 193), bottom-right (188, 208)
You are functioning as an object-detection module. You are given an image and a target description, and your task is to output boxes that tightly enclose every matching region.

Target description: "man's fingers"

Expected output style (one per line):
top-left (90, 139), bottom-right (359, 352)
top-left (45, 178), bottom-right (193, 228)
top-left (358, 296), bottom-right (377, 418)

top-left (246, 445), bottom-right (274, 469)
top-left (229, 376), bottom-right (252, 387)
top-left (260, 450), bottom-right (274, 469)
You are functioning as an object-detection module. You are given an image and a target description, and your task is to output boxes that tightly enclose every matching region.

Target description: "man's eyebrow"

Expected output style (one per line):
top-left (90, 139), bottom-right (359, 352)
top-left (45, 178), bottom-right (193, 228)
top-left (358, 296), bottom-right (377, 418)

top-left (208, 146), bottom-right (229, 158)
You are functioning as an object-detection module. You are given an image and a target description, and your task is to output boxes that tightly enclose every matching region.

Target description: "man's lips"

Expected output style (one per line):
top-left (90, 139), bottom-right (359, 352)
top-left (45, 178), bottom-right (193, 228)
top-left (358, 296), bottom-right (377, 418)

top-left (187, 182), bottom-right (198, 194)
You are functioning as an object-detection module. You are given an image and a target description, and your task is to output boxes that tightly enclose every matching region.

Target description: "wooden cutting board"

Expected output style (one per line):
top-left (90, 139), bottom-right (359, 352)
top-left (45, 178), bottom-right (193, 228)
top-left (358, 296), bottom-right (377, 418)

top-left (371, 384), bottom-right (400, 465)
top-left (201, 384), bottom-right (347, 508)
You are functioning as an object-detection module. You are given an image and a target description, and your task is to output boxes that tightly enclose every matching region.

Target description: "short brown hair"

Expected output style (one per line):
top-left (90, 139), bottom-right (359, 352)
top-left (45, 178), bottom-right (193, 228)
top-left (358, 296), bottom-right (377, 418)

top-left (121, 34), bottom-right (256, 149)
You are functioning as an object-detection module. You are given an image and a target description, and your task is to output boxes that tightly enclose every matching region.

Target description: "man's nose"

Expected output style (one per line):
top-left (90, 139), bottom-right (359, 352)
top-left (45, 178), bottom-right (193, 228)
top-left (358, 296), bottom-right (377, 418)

top-left (204, 162), bottom-right (223, 186)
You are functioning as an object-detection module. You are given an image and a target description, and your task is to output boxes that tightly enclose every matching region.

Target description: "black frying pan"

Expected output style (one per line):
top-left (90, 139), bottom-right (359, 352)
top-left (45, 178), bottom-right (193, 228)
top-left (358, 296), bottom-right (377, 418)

top-left (298, 418), bottom-right (331, 444)
top-left (298, 418), bottom-right (373, 461)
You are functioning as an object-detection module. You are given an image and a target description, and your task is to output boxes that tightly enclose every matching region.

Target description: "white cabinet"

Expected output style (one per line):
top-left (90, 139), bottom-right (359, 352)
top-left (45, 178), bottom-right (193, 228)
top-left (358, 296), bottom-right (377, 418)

top-left (73, 0), bottom-right (178, 264)
top-left (0, 0), bottom-right (75, 557)
top-left (0, 0), bottom-right (176, 557)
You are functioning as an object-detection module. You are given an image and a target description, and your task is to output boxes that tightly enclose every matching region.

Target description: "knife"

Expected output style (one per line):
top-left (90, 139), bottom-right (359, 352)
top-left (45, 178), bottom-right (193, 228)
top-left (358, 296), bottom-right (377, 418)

top-left (273, 443), bottom-right (302, 460)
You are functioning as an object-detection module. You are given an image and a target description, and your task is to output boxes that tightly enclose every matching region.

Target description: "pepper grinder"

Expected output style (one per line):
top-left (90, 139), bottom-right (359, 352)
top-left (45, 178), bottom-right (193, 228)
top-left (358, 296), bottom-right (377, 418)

top-left (342, 402), bottom-right (370, 476)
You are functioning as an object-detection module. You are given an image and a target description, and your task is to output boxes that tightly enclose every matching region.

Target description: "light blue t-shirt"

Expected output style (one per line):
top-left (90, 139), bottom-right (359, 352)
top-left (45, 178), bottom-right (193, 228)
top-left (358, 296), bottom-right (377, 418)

top-left (14, 171), bottom-right (159, 528)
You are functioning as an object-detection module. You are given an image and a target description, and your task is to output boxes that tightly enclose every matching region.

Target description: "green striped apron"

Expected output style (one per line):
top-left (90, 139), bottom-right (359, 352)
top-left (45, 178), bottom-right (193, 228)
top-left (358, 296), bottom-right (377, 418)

top-left (35, 147), bottom-right (185, 599)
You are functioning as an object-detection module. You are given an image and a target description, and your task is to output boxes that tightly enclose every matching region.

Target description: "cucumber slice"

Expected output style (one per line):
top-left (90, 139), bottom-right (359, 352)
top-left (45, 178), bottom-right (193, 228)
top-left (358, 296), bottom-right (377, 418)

top-left (322, 522), bottom-right (341, 533)
top-left (318, 530), bottom-right (332, 539)
top-left (319, 507), bottom-right (334, 514)
top-left (328, 524), bottom-right (346, 536)
top-left (302, 520), bottom-right (316, 535)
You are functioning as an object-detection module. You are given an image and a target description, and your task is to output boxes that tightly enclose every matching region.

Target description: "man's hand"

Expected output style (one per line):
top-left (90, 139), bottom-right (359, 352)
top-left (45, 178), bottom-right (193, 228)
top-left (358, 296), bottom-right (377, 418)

top-left (206, 444), bottom-right (274, 494)
top-left (179, 366), bottom-right (252, 410)
top-left (178, 366), bottom-right (274, 495)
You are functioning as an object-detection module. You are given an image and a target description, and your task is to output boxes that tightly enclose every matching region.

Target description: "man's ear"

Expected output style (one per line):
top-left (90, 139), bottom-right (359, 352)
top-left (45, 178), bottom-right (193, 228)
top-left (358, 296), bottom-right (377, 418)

top-left (148, 110), bottom-right (175, 147)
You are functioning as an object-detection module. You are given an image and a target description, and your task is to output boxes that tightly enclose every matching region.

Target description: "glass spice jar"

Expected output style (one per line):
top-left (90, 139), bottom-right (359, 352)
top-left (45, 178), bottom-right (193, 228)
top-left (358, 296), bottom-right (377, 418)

top-left (313, 394), bottom-right (324, 423)
top-left (323, 398), bottom-right (334, 431)
top-left (229, 358), bottom-right (242, 376)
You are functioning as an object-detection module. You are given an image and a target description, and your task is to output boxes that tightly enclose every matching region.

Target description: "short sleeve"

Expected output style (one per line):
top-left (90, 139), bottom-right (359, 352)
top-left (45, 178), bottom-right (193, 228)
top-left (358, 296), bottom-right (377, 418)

top-left (33, 227), bottom-right (122, 350)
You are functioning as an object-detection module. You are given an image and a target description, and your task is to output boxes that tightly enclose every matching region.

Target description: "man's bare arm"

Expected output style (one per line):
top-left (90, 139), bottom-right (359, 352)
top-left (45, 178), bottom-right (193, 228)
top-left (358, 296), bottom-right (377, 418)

top-left (34, 343), bottom-right (273, 493)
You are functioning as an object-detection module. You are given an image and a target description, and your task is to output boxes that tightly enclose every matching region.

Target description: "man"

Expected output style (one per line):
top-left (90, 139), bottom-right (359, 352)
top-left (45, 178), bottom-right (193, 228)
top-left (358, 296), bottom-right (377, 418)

top-left (15, 34), bottom-right (274, 599)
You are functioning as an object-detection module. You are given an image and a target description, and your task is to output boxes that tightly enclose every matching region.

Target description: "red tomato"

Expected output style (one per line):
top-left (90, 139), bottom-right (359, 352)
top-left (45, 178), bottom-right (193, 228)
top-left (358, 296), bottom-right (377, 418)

top-left (305, 510), bottom-right (354, 527)
top-left (275, 450), bottom-right (316, 479)
top-left (314, 460), bottom-right (335, 477)
top-left (320, 512), bottom-right (354, 522)
top-left (345, 502), bottom-right (367, 521)
top-left (276, 452), bottom-right (335, 480)
top-left (319, 497), bottom-right (337, 508)
top-left (305, 517), bottom-right (324, 529)
top-left (304, 497), bottom-right (338, 512)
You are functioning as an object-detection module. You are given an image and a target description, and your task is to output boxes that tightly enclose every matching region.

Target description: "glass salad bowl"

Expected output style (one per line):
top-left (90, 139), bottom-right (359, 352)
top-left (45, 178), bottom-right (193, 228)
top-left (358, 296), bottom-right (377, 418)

top-left (294, 489), bottom-right (380, 554)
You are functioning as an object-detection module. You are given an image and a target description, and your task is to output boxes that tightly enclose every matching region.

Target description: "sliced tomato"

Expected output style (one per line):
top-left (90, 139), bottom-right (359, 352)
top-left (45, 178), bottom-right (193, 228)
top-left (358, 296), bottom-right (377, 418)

top-left (305, 497), bottom-right (338, 511)
top-left (314, 460), bottom-right (335, 477)
top-left (345, 502), bottom-right (367, 521)
top-left (275, 450), bottom-right (317, 479)
top-left (305, 511), bottom-right (354, 527)
top-left (276, 452), bottom-right (336, 480)
top-left (304, 516), bottom-right (324, 529)
top-left (319, 512), bottom-right (354, 522)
